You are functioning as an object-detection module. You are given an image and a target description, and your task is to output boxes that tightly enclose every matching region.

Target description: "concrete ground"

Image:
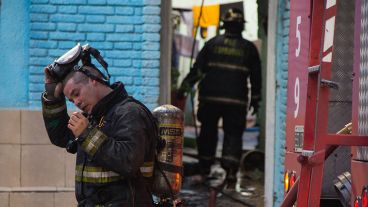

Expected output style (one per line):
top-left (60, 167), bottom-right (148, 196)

top-left (178, 148), bottom-right (265, 207)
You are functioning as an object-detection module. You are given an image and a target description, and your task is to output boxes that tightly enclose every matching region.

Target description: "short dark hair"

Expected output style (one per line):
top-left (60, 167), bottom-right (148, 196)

top-left (62, 65), bottom-right (103, 86)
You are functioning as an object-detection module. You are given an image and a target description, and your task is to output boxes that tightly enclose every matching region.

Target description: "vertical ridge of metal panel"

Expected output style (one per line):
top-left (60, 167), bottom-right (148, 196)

top-left (357, 0), bottom-right (368, 160)
top-left (322, 0), bottom-right (355, 197)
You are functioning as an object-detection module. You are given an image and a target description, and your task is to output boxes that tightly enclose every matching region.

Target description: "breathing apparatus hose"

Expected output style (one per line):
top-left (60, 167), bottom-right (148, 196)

top-left (189, 0), bottom-right (205, 138)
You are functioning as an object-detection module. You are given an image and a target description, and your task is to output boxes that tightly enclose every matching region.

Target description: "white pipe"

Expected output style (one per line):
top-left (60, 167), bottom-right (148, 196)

top-left (264, 0), bottom-right (278, 206)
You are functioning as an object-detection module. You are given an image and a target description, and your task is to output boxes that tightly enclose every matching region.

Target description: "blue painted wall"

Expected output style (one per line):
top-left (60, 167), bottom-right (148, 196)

top-left (274, 0), bottom-right (290, 206)
top-left (0, 0), bottom-right (161, 110)
top-left (0, 0), bottom-right (30, 107)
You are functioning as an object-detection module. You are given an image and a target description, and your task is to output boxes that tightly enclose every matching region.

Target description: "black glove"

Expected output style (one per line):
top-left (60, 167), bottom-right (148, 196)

top-left (176, 88), bottom-right (186, 100)
top-left (45, 82), bottom-right (57, 97)
top-left (44, 67), bottom-right (63, 100)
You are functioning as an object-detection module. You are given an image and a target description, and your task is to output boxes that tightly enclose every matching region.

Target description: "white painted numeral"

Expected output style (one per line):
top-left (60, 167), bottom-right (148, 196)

top-left (295, 16), bottom-right (301, 57)
top-left (294, 77), bottom-right (300, 118)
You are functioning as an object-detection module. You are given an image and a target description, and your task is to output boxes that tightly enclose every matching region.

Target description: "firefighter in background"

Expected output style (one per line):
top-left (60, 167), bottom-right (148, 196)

top-left (178, 8), bottom-right (262, 187)
top-left (41, 44), bottom-right (157, 206)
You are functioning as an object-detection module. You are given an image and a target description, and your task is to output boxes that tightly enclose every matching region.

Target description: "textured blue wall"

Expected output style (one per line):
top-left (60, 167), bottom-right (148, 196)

top-left (0, 0), bottom-right (30, 107)
top-left (7, 0), bottom-right (161, 110)
top-left (274, 0), bottom-right (290, 206)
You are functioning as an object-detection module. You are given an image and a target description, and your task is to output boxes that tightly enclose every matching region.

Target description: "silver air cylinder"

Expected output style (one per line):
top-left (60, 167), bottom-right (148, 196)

top-left (152, 105), bottom-right (184, 198)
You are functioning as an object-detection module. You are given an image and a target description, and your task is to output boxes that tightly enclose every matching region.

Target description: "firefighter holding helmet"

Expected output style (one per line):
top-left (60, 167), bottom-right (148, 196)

top-left (41, 44), bottom-right (157, 206)
top-left (179, 8), bottom-right (262, 188)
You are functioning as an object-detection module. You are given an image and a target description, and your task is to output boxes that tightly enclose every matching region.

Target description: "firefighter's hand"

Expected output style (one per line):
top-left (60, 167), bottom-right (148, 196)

top-left (68, 112), bottom-right (89, 137)
top-left (176, 88), bottom-right (186, 100)
top-left (250, 100), bottom-right (259, 115)
top-left (44, 67), bottom-right (63, 99)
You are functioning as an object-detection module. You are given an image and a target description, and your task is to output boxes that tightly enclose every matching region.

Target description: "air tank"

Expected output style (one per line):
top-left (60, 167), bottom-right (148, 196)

top-left (152, 104), bottom-right (184, 198)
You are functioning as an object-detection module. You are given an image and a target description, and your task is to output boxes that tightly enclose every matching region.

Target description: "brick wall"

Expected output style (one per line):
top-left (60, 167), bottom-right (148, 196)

top-left (29, 0), bottom-right (161, 110)
top-left (273, 0), bottom-right (290, 206)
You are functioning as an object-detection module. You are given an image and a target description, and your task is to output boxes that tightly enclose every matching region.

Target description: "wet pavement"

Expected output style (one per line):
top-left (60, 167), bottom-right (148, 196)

top-left (177, 149), bottom-right (265, 207)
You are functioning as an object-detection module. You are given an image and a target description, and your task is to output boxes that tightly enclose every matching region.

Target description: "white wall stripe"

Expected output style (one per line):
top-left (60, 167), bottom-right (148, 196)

top-left (323, 16), bottom-right (336, 52)
top-left (322, 52), bottom-right (332, 62)
top-left (326, 0), bottom-right (336, 9)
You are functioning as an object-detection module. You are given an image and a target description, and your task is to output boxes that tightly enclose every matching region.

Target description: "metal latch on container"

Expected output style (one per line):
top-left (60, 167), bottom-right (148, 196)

top-left (308, 65), bottom-right (320, 74)
top-left (301, 150), bottom-right (314, 157)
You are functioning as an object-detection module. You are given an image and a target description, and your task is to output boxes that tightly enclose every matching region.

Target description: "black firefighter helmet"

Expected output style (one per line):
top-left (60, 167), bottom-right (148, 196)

top-left (221, 8), bottom-right (245, 33)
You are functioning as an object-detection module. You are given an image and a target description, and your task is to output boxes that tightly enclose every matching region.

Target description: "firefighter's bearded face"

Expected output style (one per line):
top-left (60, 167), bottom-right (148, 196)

top-left (63, 72), bottom-right (101, 114)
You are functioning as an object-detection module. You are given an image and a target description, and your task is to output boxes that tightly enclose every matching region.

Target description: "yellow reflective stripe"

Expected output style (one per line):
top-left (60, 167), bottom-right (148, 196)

top-left (208, 62), bottom-right (249, 72)
top-left (213, 46), bottom-right (245, 57)
top-left (200, 96), bottom-right (247, 105)
top-left (76, 171), bottom-right (120, 178)
top-left (43, 104), bottom-right (66, 114)
top-left (222, 155), bottom-right (240, 163)
top-left (81, 128), bottom-right (107, 157)
top-left (140, 161), bottom-right (154, 177)
top-left (75, 165), bottom-right (123, 183)
top-left (140, 169), bottom-right (153, 177)
top-left (75, 175), bottom-right (122, 183)
top-left (76, 165), bottom-right (112, 172)
top-left (140, 166), bottom-right (154, 173)
top-left (159, 123), bottom-right (182, 128)
top-left (42, 102), bottom-right (66, 117)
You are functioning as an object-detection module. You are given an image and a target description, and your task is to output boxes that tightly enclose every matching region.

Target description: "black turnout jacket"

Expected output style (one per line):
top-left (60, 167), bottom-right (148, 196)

top-left (181, 32), bottom-right (262, 107)
top-left (42, 82), bottom-right (156, 207)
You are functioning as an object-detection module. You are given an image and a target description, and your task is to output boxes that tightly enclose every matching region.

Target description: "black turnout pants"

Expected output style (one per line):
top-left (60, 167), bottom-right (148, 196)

top-left (196, 102), bottom-right (247, 174)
